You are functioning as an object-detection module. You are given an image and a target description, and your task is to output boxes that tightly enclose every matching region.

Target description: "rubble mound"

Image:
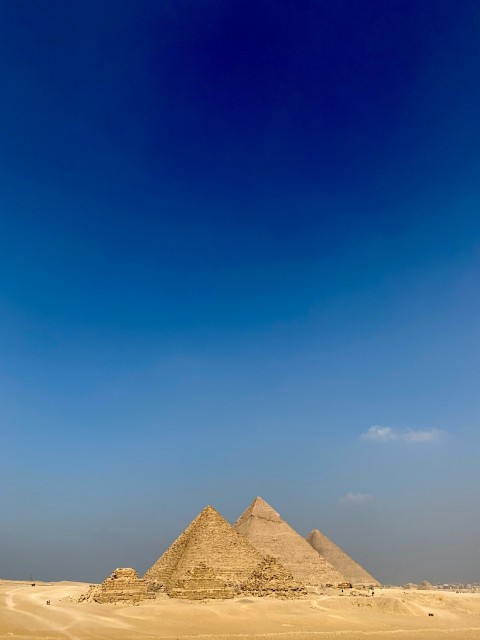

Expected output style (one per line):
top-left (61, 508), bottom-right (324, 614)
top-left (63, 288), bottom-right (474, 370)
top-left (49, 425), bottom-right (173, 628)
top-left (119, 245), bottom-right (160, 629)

top-left (418, 580), bottom-right (434, 590)
top-left (168, 563), bottom-right (234, 600)
top-left (80, 568), bottom-right (155, 604)
top-left (242, 556), bottom-right (307, 598)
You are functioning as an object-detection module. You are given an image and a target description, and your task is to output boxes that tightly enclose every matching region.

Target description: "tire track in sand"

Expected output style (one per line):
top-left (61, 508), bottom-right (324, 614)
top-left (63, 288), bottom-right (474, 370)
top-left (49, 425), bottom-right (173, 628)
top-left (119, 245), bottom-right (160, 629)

top-left (4, 585), bottom-right (81, 640)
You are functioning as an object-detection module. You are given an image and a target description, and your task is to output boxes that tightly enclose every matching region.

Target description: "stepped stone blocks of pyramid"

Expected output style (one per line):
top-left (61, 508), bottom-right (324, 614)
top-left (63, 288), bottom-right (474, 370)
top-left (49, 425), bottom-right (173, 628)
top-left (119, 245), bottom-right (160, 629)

top-left (144, 508), bottom-right (203, 591)
top-left (234, 497), bottom-right (346, 587)
top-left (306, 529), bottom-right (380, 587)
top-left (144, 506), bottom-right (264, 594)
top-left (241, 556), bottom-right (306, 598)
top-left (144, 505), bottom-right (305, 599)
top-left (168, 563), bottom-right (235, 599)
top-left (80, 568), bottom-right (155, 604)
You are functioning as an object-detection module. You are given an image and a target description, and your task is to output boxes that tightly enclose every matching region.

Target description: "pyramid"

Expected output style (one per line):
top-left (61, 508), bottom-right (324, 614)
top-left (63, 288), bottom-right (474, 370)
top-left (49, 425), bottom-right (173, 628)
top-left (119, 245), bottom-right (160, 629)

top-left (306, 529), bottom-right (380, 586)
top-left (241, 556), bottom-right (306, 598)
top-left (167, 563), bottom-right (235, 600)
top-left (80, 568), bottom-right (155, 604)
top-left (234, 497), bottom-right (346, 586)
top-left (144, 505), bottom-right (303, 599)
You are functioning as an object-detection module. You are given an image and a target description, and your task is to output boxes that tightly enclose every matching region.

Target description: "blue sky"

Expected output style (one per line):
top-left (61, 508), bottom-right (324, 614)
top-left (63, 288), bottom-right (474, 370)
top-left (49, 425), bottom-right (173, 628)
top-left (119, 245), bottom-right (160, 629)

top-left (1, 1), bottom-right (479, 585)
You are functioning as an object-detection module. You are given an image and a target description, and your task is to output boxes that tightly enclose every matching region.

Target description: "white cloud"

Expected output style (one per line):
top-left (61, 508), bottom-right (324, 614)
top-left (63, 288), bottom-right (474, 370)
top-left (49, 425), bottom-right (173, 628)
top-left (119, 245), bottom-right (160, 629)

top-left (402, 428), bottom-right (444, 443)
top-left (339, 492), bottom-right (373, 505)
top-left (361, 425), bottom-right (398, 442)
top-left (360, 425), bottom-right (445, 444)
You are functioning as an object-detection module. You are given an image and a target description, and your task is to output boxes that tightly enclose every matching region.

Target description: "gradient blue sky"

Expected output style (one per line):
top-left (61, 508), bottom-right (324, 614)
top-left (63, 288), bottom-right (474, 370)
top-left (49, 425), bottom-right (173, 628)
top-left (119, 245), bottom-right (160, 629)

top-left (1, 1), bottom-right (479, 585)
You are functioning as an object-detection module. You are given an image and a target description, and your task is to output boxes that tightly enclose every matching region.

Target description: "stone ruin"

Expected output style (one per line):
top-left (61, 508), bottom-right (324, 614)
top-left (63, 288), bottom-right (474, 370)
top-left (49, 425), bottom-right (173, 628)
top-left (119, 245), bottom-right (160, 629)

top-left (168, 563), bottom-right (235, 600)
top-left (403, 581), bottom-right (434, 590)
top-left (241, 556), bottom-right (307, 598)
top-left (80, 568), bottom-right (155, 604)
top-left (418, 580), bottom-right (434, 590)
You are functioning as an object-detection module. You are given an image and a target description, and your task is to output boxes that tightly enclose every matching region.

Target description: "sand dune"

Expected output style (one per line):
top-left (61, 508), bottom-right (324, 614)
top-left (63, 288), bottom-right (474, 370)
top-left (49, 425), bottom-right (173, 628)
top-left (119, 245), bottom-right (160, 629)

top-left (1, 580), bottom-right (480, 640)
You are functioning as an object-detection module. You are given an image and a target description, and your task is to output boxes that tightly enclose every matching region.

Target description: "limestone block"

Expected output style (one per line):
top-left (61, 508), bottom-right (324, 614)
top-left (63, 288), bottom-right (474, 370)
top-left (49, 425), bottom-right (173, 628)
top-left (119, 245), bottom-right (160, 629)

top-left (167, 563), bottom-right (235, 600)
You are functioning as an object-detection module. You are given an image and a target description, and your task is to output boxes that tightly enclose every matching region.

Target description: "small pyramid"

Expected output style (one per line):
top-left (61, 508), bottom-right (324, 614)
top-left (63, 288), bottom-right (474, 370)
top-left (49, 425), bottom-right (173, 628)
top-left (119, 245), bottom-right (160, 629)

top-left (167, 562), bottom-right (235, 600)
top-left (241, 556), bottom-right (307, 598)
top-left (145, 505), bottom-right (303, 599)
top-left (306, 529), bottom-right (380, 586)
top-left (234, 497), bottom-right (346, 587)
top-left (80, 568), bottom-right (155, 604)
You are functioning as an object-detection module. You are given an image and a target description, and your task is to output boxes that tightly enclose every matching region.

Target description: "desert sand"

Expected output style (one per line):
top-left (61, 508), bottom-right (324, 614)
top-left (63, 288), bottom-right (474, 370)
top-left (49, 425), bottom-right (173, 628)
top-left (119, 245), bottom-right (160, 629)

top-left (2, 579), bottom-right (480, 640)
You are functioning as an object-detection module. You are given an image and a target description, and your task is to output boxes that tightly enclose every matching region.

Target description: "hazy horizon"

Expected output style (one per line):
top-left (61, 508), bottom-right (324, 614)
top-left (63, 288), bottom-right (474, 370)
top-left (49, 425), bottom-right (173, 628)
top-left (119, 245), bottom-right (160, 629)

top-left (1, 1), bottom-right (479, 586)
top-left (2, 490), bottom-right (479, 586)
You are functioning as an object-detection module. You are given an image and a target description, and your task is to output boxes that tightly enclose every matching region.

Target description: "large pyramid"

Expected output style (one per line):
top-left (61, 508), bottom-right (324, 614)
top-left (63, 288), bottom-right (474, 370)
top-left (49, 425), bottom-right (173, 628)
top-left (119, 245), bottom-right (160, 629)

top-left (306, 529), bottom-right (380, 586)
top-left (234, 497), bottom-right (345, 586)
top-left (144, 505), bottom-right (303, 599)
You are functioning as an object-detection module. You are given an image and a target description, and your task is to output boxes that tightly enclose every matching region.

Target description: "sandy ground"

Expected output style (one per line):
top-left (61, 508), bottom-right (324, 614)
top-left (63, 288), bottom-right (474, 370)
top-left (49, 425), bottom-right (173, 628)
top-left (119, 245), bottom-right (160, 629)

top-left (1, 580), bottom-right (480, 640)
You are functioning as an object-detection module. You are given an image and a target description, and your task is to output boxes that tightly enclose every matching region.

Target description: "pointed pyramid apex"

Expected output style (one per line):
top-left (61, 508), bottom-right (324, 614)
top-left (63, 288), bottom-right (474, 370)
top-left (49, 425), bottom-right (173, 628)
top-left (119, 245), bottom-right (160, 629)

top-left (144, 502), bottom-right (267, 595)
top-left (234, 499), bottom-right (347, 586)
top-left (198, 504), bottom-right (223, 519)
top-left (251, 497), bottom-right (280, 519)
top-left (202, 505), bottom-right (216, 513)
top-left (235, 496), bottom-right (282, 525)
